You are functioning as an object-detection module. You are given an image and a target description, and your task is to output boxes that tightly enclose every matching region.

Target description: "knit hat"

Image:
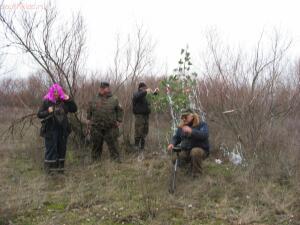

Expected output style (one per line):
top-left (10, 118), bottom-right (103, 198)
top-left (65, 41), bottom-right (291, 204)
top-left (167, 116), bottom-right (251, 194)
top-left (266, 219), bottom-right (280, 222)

top-left (138, 82), bottom-right (147, 89)
top-left (100, 81), bottom-right (110, 88)
top-left (180, 108), bottom-right (194, 116)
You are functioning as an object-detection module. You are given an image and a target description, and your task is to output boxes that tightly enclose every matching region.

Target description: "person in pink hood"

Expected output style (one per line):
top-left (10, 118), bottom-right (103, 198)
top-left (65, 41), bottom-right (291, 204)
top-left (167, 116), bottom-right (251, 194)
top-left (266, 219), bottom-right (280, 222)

top-left (37, 83), bottom-right (77, 174)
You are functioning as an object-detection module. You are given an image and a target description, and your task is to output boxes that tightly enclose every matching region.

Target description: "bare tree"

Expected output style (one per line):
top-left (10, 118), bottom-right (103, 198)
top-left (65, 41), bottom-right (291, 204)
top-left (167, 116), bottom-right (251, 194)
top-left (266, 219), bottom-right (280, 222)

top-left (201, 30), bottom-right (299, 160)
top-left (0, 38), bottom-right (6, 77)
top-left (109, 25), bottom-right (155, 91)
top-left (0, 0), bottom-right (85, 97)
top-left (0, 0), bottom-right (86, 138)
top-left (108, 25), bottom-right (155, 147)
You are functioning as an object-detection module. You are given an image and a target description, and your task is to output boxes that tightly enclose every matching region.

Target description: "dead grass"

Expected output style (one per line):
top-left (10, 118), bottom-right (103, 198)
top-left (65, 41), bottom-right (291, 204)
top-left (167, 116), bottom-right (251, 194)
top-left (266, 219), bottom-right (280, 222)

top-left (0, 110), bottom-right (300, 225)
top-left (1, 136), bottom-right (299, 225)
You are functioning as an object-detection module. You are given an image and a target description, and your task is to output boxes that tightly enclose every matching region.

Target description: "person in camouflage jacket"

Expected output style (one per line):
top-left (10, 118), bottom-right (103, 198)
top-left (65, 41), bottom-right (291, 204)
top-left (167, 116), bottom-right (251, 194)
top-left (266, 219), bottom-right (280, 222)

top-left (87, 82), bottom-right (123, 162)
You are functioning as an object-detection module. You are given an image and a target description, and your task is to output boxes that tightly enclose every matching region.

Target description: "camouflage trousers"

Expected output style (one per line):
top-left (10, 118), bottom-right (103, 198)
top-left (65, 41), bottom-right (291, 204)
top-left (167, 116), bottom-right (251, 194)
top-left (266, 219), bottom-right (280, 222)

top-left (172, 147), bottom-right (207, 176)
top-left (91, 126), bottom-right (120, 161)
top-left (134, 114), bottom-right (149, 150)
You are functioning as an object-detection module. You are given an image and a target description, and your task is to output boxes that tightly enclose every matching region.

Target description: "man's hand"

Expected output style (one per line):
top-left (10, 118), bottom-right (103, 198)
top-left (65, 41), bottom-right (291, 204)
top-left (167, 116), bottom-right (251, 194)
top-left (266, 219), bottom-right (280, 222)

top-left (64, 94), bottom-right (70, 100)
top-left (48, 106), bottom-right (54, 113)
top-left (167, 144), bottom-right (174, 152)
top-left (182, 126), bottom-right (192, 134)
top-left (146, 88), bottom-right (152, 94)
top-left (153, 88), bottom-right (159, 95)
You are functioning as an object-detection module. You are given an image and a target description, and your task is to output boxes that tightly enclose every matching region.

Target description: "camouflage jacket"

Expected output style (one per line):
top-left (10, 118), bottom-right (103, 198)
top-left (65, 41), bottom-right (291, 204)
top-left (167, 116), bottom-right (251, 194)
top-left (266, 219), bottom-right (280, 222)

top-left (87, 93), bottom-right (123, 128)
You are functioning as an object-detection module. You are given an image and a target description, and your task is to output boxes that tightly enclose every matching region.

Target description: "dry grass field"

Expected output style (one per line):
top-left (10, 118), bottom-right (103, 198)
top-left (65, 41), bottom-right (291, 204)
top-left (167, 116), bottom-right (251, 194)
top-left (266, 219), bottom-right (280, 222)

top-left (1, 108), bottom-right (300, 225)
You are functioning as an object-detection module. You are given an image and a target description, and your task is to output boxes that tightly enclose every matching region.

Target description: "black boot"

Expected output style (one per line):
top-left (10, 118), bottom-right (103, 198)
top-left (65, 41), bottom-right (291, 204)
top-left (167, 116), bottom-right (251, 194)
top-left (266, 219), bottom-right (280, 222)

top-left (44, 162), bottom-right (51, 174)
top-left (134, 137), bottom-right (141, 151)
top-left (112, 156), bottom-right (122, 164)
top-left (140, 138), bottom-right (145, 150)
top-left (57, 160), bottom-right (65, 174)
top-left (91, 149), bottom-right (102, 162)
top-left (92, 154), bottom-right (101, 162)
top-left (44, 161), bottom-right (57, 175)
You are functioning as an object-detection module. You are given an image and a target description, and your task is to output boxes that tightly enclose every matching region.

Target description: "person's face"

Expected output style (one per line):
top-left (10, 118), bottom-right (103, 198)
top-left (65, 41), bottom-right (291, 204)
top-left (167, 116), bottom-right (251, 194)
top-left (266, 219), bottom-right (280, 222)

top-left (53, 90), bottom-right (59, 100)
top-left (181, 114), bottom-right (194, 125)
top-left (99, 87), bottom-right (110, 95)
top-left (140, 86), bottom-right (147, 91)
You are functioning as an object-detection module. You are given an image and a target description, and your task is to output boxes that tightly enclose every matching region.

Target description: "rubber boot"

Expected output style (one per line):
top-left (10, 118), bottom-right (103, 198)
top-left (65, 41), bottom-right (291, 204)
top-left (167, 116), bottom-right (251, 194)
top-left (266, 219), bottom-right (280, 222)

top-left (44, 161), bottom-right (57, 175)
top-left (137, 138), bottom-right (145, 161)
top-left (140, 138), bottom-right (145, 150)
top-left (134, 137), bottom-right (141, 152)
top-left (57, 160), bottom-right (65, 174)
top-left (44, 162), bottom-right (51, 174)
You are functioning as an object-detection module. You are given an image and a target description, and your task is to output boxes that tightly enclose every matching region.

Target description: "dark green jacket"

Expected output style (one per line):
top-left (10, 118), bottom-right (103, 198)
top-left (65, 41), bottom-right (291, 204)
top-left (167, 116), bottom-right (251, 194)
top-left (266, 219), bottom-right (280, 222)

top-left (87, 93), bottom-right (123, 128)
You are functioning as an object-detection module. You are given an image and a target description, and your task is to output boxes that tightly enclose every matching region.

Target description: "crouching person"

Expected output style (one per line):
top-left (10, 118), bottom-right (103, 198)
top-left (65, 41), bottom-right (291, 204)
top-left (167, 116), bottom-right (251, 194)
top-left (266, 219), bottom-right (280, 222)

top-left (37, 84), bottom-right (77, 174)
top-left (167, 108), bottom-right (209, 178)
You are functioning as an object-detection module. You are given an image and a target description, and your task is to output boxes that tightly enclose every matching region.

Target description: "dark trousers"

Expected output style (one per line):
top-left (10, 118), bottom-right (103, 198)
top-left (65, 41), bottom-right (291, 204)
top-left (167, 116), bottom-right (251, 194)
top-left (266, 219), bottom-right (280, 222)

top-left (91, 127), bottom-right (120, 161)
top-left (44, 128), bottom-right (68, 173)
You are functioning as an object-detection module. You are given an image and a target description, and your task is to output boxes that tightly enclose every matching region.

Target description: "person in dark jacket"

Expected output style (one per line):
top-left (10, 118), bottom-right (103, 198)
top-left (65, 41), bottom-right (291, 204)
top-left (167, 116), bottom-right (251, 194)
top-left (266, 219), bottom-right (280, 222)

top-left (132, 82), bottom-right (159, 154)
top-left (37, 83), bottom-right (77, 174)
top-left (167, 108), bottom-right (209, 177)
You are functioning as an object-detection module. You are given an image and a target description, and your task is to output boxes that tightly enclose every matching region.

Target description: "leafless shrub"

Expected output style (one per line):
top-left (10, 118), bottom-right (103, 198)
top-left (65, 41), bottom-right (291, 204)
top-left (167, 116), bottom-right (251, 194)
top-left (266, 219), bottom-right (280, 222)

top-left (106, 25), bottom-right (155, 147)
top-left (0, 0), bottom-right (86, 139)
top-left (199, 30), bottom-right (300, 180)
top-left (0, 1), bottom-right (85, 94)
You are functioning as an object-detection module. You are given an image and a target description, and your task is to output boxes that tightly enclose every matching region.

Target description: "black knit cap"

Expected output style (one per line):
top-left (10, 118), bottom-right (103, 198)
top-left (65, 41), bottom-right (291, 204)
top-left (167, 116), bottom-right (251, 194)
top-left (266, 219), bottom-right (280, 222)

top-left (138, 82), bottom-right (147, 89)
top-left (100, 81), bottom-right (110, 88)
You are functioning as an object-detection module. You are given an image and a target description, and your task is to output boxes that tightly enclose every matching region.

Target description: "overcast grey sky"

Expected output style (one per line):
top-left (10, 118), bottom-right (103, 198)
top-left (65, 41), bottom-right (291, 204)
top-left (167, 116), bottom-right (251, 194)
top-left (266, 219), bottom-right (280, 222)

top-left (2, 0), bottom-right (300, 77)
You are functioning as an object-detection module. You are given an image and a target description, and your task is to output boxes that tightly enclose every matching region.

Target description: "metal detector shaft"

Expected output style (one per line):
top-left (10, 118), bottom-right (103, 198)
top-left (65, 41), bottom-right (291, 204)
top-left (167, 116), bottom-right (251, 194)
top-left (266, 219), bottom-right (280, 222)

top-left (170, 151), bottom-right (180, 194)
